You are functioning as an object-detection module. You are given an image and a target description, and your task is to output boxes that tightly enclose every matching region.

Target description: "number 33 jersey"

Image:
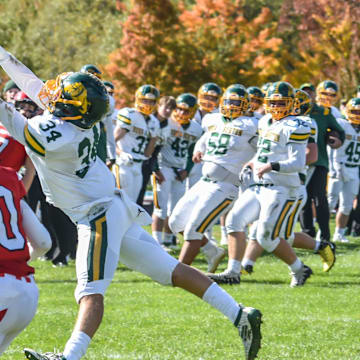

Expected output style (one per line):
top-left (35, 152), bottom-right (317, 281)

top-left (199, 113), bottom-right (258, 175)
top-left (0, 104), bottom-right (116, 222)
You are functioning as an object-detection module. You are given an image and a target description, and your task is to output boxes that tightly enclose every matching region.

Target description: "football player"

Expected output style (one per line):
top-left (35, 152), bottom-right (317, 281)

top-left (247, 86), bottom-right (264, 119)
top-left (316, 80), bottom-right (342, 118)
top-left (209, 82), bottom-right (313, 287)
top-left (152, 93), bottom-right (203, 248)
top-left (169, 84), bottom-right (258, 273)
top-left (0, 46), bottom-right (262, 360)
top-left (328, 98), bottom-right (360, 242)
top-left (241, 89), bottom-right (336, 274)
top-left (113, 84), bottom-right (160, 201)
top-left (2, 79), bottom-right (19, 104)
top-left (0, 166), bottom-right (51, 356)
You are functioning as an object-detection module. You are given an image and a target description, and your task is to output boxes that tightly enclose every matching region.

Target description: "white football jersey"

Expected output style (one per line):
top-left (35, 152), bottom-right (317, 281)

top-left (193, 108), bottom-right (219, 128)
top-left (198, 113), bottom-right (258, 175)
top-left (116, 107), bottom-right (159, 161)
top-left (158, 118), bottom-right (203, 169)
top-left (254, 115), bottom-right (310, 187)
top-left (0, 104), bottom-right (116, 222)
top-left (329, 117), bottom-right (360, 179)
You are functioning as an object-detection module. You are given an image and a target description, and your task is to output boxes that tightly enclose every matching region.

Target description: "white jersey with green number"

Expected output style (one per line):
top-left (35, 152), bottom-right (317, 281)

top-left (0, 104), bottom-right (116, 222)
top-left (158, 118), bottom-right (203, 169)
top-left (116, 107), bottom-right (159, 161)
top-left (329, 117), bottom-right (360, 180)
top-left (197, 113), bottom-right (258, 175)
top-left (254, 115), bottom-right (310, 188)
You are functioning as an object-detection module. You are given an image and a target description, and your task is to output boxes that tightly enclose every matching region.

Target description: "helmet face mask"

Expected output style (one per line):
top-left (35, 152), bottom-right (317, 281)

top-left (346, 98), bottom-right (360, 126)
top-left (172, 93), bottom-right (197, 125)
top-left (220, 84), bottom-right (249, 119)
top-left (41, 72), bottom-right (109, 129)
top-left (197, 82), bottom-right (222, 112)
top-left (247, 86), bottom-right (264, 112)
top-left (135, 85), bottom-right (160, 116)
top-left (316, 80), bottom-right (338, 107)
top-left (264, 81), bottom-right (294, 121)
top-left (291, 89), bottom-right (312, 116)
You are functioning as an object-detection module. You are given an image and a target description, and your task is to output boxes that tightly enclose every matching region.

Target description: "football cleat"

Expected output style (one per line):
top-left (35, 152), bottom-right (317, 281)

top-left (242, 264), bottom-right (254, 275)
top-left (24, 349), bottom-right (66, 360)
top-left (317, 241), bottom-right (336, 272)
top-left (205, 246), bottom-right (226, 273)
top-left (208, 270), bottom-right (241, 285)
top-left (234, 306), bottom-right (262, 360)
top-left (290, 264), bottom-right (313, 287)
top-left (333, 233), bottom-right (349, 243)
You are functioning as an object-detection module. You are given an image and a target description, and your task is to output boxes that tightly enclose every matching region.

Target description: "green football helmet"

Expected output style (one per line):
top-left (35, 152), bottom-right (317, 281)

top-left (197, 82), bottom-right (222, 112)
top-left (80, 64), bottom-right (102, 79)
top-left (220, 84), bottom-right (249, 119)
top-left (316, 80), bottom-right (338, 107)
top-left (261, 82), bottom-right (272, 95)
top-left (247, 86), bottom-right (264, 112)
top-left (346, 97), bottom-right (360, 125)
top-left (172, 93), bottom-right (197, 124)
top-left (264, 81), bottom-right (294, 120)
top-left (135, 84), bottom-right (160, 115)
top-left (103, 81), bottom-right (114, 95)
top-left (48, 72), bottom-right (109, 129)
top-left (291, 89), bottom-right (312, 116)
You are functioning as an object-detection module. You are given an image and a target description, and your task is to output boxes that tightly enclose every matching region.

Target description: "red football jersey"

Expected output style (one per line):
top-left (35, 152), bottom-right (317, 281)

top-left (0, 124), bottom-right (27, 171)
top-left (0, 166), bottom-right (34, 276)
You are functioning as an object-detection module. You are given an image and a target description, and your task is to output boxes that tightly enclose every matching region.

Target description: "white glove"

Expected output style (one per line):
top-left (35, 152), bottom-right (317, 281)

top-left (0, 45), bottom-right (10, 63)
top-left (120, 152), bottom-right (134, 165)
top-left (239, 166), bottom-right (254, 190)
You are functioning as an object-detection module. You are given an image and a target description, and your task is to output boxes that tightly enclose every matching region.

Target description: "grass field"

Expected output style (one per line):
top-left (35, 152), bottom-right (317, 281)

top-left (3, 222), bottom-right (360, 360)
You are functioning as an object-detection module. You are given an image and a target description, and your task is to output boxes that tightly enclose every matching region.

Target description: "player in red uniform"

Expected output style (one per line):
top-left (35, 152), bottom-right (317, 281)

top-left (0, 166), bottom-right (51, 355)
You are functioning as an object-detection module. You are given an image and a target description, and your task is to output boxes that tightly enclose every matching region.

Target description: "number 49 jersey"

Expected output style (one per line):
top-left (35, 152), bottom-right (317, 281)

top-left (254, 115), bottom-right (310, 188)
top-left (199, 113), bottom-right (258, 174)
top-left (158, 118), bottom-right (203, 169)
top-left (0, 105), bottom-right (116, 222)
top-left (116, 107), bottom-right (159, 161)
top-left (0, 166), bottom-right (34, 277)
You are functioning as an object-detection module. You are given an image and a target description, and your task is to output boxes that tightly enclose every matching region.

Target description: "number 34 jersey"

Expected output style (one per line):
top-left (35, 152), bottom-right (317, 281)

top-left (199, 113), bottom-right (258, 175)
top-left (158, 118), bottom-right (203, 169)
top-left (0, 104), bottom-right (116, 222)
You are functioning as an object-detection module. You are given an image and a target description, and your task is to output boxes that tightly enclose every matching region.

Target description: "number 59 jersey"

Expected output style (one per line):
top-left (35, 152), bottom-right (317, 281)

top-left (0, 105), bottom-right (116, 222)
top-left (0, 166), bottom-right (34, 277)
top-left (200, 113), bottom-right (258, 174)
top-left (158, 118), bottom-right (203, 169)
top-left (254, 115), bottom-right (310, 188)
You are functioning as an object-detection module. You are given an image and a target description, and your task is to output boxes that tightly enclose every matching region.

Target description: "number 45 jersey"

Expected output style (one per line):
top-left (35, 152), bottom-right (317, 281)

top-left (0, 104), bottom-right (116, 222)
top-left (199, 113), bottom-right (258, 174)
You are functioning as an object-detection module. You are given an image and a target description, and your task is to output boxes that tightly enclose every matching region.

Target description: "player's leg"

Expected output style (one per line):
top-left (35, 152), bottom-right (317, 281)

top-left (119, 224), bottom-right (262, 360)
top-left (0, 276), bottom-right (38, 355)
top-left (327, 176), bottom-right (341, 214)
top-left (334, 178), bottom-right (358, 242)
top-left (208, 188), bottom-right (260, 284)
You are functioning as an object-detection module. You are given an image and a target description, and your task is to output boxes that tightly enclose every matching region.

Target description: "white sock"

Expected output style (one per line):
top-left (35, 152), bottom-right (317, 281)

top-left (201, 239), bottom-right (218, 255)
top-left (337, 227), bottom-right (346, 236)
top-left (221, 226), bottom-right (227, 237)
top-left (289, 258), bottom-right (302, 273)
top-left (241, 258), bottom-right (255, 268)
top-left (314, 240), bottom-right (321, 252)
top-left (63, 331), bottom-right (91, 360)
top-left (152, 231), bottom-right (163, 244)
top-left (163, 233), bottom-right (173, 244)
top-left (227, 259), bottom-right (241, 273)
top-left (202, 283), bottom-right (240, 324)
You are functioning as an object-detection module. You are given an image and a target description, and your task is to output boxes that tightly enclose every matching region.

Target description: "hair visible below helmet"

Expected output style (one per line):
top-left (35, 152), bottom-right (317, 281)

top-left (346, 98), bottom-right (360, 126)
top-left (220, 84), bottom-right (249, 119)
top-left (291, 89), bottom-right (312, 116)
top-left (247, 86), bottom-right (264, 112)
top-left (197, 82), bottom-right (222, 112)
top-left (264, 81), bottom-right (295, 120)
top-left (44, 72), bottom-right (109, 129)
top-left (172, 93), bottom-right (197, 124)
top-left (80, 64), bottom-right (102, 79)
top-left (135, 84), bottom-right (160, 116)
top-left (316, 80), bottom-right (338, 107)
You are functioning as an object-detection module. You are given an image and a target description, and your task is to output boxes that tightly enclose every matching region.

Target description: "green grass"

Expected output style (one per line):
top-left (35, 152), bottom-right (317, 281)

top-left (3, 222), bottom-right (360, 360)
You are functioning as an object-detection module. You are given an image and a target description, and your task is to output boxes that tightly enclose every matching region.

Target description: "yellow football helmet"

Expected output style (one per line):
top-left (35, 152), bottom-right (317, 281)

top-left (346, 98), bottom-right (360, 126)
top-left (135, 84), bottom-right (160, 115)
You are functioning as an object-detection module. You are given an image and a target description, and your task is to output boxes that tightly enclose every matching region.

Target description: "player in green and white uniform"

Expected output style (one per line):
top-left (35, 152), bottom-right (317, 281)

top-left (328, 98), bottom-right (360, 243)
top-left (113, 85), bottom-right (160, 201)
top-left (169, 85), bottom-right (258, 273)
